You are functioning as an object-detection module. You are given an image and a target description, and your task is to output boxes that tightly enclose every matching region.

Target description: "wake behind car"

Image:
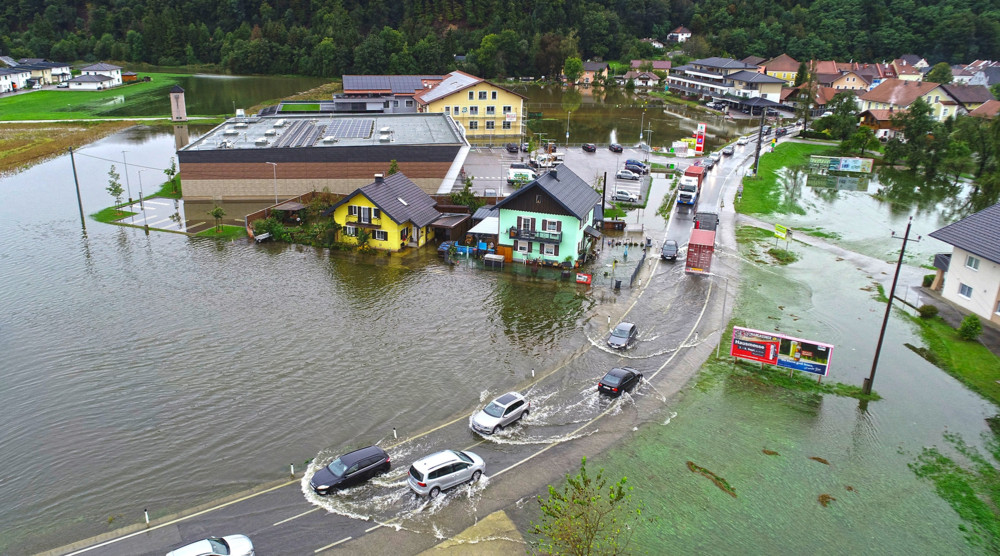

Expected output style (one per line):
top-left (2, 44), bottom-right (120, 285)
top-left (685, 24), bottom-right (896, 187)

top-left (310, 445), bottom-right (390, 494)
top-left (470, 391), bottom-right (529, 435)
top-left (597, 367), bottom-right (643, 397)
top-left (607, 322), bottom-right (638, 349)
top-left (166, 535), bottom-right (254, 556)
top-left (408, 450), bottom-right (485, 498)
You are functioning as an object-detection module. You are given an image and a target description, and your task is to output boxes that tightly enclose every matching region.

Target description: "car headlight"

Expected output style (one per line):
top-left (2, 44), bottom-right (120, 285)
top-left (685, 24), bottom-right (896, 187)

top-left (314, 484), bottom-right (330, 490)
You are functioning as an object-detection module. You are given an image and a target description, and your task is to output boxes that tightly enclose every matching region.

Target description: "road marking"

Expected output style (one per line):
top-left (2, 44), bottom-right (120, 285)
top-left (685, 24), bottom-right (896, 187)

top-left (273, 507), bottom-right (320, 526)
top-left (148, 217), bottom-right (174, 226)
top-left (62, 480), bottom-right (297, 555)
top-left (314, 536), bottom-right (353, 552)
top-left (365, 524), bottom-right (384, 533)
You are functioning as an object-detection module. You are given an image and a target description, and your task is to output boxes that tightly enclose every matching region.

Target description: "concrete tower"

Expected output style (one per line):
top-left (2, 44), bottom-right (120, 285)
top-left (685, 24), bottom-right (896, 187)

top-left (169, 85), bottom-right (187, 121)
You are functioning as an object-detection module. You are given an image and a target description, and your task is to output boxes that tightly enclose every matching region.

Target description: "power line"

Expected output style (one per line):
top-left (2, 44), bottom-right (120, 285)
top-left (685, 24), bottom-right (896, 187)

top-left (73, 151), bottom-right (168, 172)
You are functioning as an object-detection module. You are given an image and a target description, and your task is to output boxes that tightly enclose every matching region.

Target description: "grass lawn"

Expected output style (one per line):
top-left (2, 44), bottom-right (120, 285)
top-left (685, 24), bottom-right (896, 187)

top-left (909, 315), bottom-right (1000, 406)
top-left (0, 73), bottom-right (193, 120)
top-left (92, 206), bottom-right (137, 224)
top-left (737, 142), bottom-right (836, 215)
top-left (196, 225), bottom-right (247, 239)
top-left (280, 103), bottom-right (321, 112)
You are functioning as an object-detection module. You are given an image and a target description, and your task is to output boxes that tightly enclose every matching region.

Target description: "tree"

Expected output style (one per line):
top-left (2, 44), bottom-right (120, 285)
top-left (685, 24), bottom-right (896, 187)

top-left (449, 176), bottom-right (484, 212)
top-left (532, 457), bottom-right (642, 555)
top-left (892, 97), bottom-right (936, 171)
top-left (793, 61), bottom-right (809, 87)
top-left (795, 64), bottom-right (819, 130)
top-left (163, 157), bottom-right (178, 193)
top-left (209, 205), bottom-right (225, 232)
top-left (819, 92), bottom-right (861, 140)
top-left (925, 62), bottom-right (954, 84)
top-left (387, 160), bottom-right (399, 175)
top-left (843, 127), bottom-right (880, 157)
top-left (107, 165), bottom-right (124, 211)
top-left (564, 57), bottom-right (584, 83)
top-left (958, 314), bottom-right (983, 341)
top-left (991, 83), bottom-right (1000, 101)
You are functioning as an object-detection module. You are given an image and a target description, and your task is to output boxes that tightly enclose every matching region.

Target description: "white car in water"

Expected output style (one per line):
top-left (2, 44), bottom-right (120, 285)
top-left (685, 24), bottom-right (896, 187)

top-left (470, 391), bottom-right (530, 435)
top-left (166, 534), bottom-right (254, 556)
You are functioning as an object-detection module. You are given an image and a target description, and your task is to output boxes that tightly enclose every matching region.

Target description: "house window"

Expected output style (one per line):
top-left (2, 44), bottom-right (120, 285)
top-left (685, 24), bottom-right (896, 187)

top-left (943, 108), bottom-right (949, 117)
top-left (469, 106), bottom-right (479, 115)
top-left (344, 225), bottom-right (357, 237)
top-left (400, 228), bottom-right (408, 240)
top-left (468, 91), bottom-right (474, 100)
top-left (486, 121), bottom-right (495, 129)
top-left (502, 105), bottom-right (512, 113)
top-left (383, 101), bottom-right (390, 108)
top-left (479, 91), bottom-right (487, 100)
top-left (544, 244), bottom-right (555, 255)
top-left (444, 106), bottom-right (450, 114)
top-left (469, 121), bottom-right (478, 129)
top-left (502, 121), bottom-right (511, 129)
top-left (996, 300), bottom-right (1000, 315)
top-left (491, 91), bottom-right (497, 100)
top-left (405, 100), bottom-right (413, 107)
top-left (348, 205), bottom-right (357, 216)
top-left (966, 255), bottom-right (981, 270)
top-left (454, 105), bottom-right (459, 114)
top-left (959, 283), bottom-right (973, 299)
top-left (372, 208), bottom-right (381, 220)
top-left (934, 95), bottom-right (940, 103)
top-left (486, 106), bottom-right (495, 115)
top-left (373, 230), bottom-right (388, 241)
top-left (517, 241), bottom-right (528, 253)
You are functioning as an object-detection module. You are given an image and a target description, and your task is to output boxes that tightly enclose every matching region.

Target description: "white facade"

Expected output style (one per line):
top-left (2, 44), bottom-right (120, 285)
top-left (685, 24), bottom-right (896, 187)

top-left (942, 247), bottom-right (1000, 325)
top-left (0, 68), bottom-right (31, 93)
top-left (80, 64), bottom-right (123, 87)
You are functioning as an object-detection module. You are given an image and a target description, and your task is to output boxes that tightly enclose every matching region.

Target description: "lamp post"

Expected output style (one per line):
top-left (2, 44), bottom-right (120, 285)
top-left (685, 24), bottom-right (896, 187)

top-left (265, 162), bottom-right (278, 205)
top-left (137, 169), bottom-right (149, 232)
top-left (121, 150), bottom-right (133, 203)
top-left (565, 111), bottom-right (571, 149)
top-left (710, 273), bottom-right (731, 358)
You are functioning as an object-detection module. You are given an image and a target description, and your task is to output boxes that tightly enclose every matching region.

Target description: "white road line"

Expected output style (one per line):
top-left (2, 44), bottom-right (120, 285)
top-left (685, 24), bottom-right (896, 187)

top-left (273, 507), bottom-right (319, 526)
top-left (314, 536), bottom-right (353, 552)
top-left (365, 524), bottom-right (384, 533)
top-left (145, 200), bottom-right (172, 206)
top-left (148, 217), bottom-right (173, 226)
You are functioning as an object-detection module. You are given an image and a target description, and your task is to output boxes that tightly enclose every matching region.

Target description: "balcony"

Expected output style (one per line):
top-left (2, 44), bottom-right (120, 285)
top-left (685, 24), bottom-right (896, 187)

top-left (345, 214), bottom-right (382, 228)
top-left (509, 227), bottom-right (562, 243)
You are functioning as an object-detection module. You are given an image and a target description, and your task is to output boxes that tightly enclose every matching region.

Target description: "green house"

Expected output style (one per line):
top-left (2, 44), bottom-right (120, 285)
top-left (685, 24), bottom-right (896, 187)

top-left (495, 165), bottom-right (602, 265)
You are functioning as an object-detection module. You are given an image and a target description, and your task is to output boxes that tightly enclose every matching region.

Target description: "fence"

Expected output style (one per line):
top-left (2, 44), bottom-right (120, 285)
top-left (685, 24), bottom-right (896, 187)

top-left (629, 245), bottom-right (647, 287)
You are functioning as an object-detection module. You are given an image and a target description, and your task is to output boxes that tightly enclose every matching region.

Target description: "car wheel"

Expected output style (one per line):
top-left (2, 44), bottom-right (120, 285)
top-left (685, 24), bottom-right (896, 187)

top-left (471, 470), bottom-right (482, 483)
top-left (519, 410), bottom-right (528, 420)
top-left (429, 486), bottom-right (440, 498)
top-left (492, 425), bottom-right (503, 434)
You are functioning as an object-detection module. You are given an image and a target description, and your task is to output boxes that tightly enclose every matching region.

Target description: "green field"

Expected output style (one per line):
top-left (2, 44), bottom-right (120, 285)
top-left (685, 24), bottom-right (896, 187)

top-left (280, 103), bottom-right (321, 112)
top-left (0, 73), bottom-right (188, 120)
top-left (737, 142), bottom-right (836, 215)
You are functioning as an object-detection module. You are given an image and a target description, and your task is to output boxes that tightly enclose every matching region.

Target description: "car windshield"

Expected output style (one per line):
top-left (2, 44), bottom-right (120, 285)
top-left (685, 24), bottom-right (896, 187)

top-left (483, 401), bottom-right (505, 417)
top-left (601, 373), bottom-right (622, 386)
top-left (454, 450), bottom-right (473, 463)
top-left (611, 325), bottom-right (631, 338)
top-left (326, 457), bottom-right (347, 477)
top-left (207, 538), bottom-right (229, 553)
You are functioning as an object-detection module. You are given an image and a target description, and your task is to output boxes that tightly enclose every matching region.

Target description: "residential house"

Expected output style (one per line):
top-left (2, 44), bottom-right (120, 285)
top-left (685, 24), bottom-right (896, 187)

top-left (65, 74), bottom-right (116, 90)
top-left (898, 54), bottom-right (929, 69)
top-left (667, 26), bottom-right (692, 43)
top-left (970, 99), bottom-right (1000, 118)
top-left (761, 53), bottom-right (800, 85)
top-left (495, 165), bottom-right (601, 266)
top-left (951, 65), bottom-right (977, 84)
top-left (640, 38), bottom-right (665, 49)
top-left (859, 78), bottom-right (964, 121)
top-left (79, 63), bottom-right (122, 87)
top-left (414, 70), bottom-right (527, 138)
top-left (830, 70), bottom-right (871, 91)
top-left (725, 70), bottom-right (786, 102)
top-left (341, 75), bottom-right (443, 113)
top-left (742, 55), bottom-right (766, 67)
top-left (580, 61), bottom-right (609, 85)
top-left (667, 57), bottom-right (758, 98)
top-left (929, 202), bottom-right (1000, 325)
top-left (859, 109), bottom-right (902, 140)
top-left (619, 71), bottom-right (661, 89)
top-left (0, 66), bottom-right (31, 93)
top-left (322, 173), bottom-right (442, 251)
top-left (630, 60), bottom-right (672, 72)
top-left (851, 62), bottom-right (894, 89)
top-left (941, 84), bottom-right (995, 113)
top-left (891, 58), bottom-right (923, 81)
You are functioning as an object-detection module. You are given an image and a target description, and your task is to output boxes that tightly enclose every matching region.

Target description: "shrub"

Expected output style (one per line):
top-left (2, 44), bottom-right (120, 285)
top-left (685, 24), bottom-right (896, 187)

top-left (918, 304), bottom-right (939, 319)
top-left (958, 315), bottom-right (983, 341)
top-left (922, 274), bottom-right (935, 287)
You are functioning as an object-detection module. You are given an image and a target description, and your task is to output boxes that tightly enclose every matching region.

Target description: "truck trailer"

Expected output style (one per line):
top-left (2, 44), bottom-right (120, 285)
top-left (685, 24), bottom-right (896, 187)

top-left (685, 228), bottom-right (716, 274)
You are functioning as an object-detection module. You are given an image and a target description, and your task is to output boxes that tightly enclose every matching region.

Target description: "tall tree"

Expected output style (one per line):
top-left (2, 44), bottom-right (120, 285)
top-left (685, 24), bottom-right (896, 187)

top-left (925, 62), bottom-right (954, 84)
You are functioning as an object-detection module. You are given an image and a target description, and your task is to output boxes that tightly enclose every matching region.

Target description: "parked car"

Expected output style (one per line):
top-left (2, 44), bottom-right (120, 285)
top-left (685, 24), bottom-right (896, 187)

top-left (609, 143), bottom-right (623, 153)
top-left (521, 142), bottom-right (530, 152)
top-left (616, 169), bottom-right (640, 181)
top-left (407, 450), bottom-right (485, 498)
top-left (505, 143), bottom-right (519, 153)
top-left (597, 367), bottom-right (643, 397)
top-left (776, 127), bottom-right (788, 138)
top-left (56, 82), bottom-right (69, 88)
top-left (309, 445), bottom-right (391, 495)
top-left (625, 159), bottom-right (649, 173)
top-left (722, 145), bottom-right (734, 156)
top-left (624, 163), bottom-right (646, 175)
top-left (612, 189), bottom-right (639, 203)
top-left (607, 322), bottom-right (638, 349)
top-left (737, 136), bottom-right (749, 145)
top-left (661, 239), bottom-right (679, 261)
top-left (166, 535), bottom-right (254, 556)
top-left (470, 391), bottom-right (530, 435)
top-left (582, 143), bottom-right (597, 152)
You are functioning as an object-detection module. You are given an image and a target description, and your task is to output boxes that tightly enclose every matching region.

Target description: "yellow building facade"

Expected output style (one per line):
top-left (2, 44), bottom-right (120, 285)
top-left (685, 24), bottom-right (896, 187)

top-left (416, 71), bottom-right (526, 139)
top-left (326, 173), bottom-right (441, 252)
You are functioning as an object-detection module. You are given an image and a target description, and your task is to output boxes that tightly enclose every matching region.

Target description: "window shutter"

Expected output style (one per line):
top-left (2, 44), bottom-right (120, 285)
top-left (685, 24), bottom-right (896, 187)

top-left (514, 240), bottom-right (519, 251)
top-left (517, 216), bottom-right (523, 230)
top-left (531, 218), bottom-right (536, 231)
top-left (373, 208), bottom-right (380, 219)
top-left (528, 242), bottom-right (533, 253)
top-left (556, 221), bottom-right (562, 232)
top-left (555, 244), bottom-right (560, 256)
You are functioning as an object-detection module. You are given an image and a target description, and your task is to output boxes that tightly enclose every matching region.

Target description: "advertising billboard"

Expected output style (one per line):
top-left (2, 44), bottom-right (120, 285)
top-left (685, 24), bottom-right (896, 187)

top-left (730, 327), bottom-right (781, 365)
top-left (776, 336), bottom-right (834, 376)
top-left (809, 156), bottom-right (874, 174)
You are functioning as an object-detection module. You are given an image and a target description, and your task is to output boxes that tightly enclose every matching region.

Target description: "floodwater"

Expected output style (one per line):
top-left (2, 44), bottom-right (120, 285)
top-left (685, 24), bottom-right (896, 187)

top-left (0, 119), bottom-right (994, 554)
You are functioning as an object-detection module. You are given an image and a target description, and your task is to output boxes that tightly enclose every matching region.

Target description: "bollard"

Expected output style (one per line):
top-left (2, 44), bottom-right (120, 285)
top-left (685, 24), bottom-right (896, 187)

top-left (144, 509), bottom-right (149, 526)
top-left (393, 427), bottom-right (397, 440)
top-left (608, 316), bottom-right (611, 325)
top-left (290, 464), bottom-right (295, 477)
top-left (531, 369), bottom-right (535, 378)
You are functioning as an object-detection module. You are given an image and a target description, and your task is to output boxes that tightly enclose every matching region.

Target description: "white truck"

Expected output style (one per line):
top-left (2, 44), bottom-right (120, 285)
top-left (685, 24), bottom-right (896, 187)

top-left (508, 168), bottom-right (538, 185)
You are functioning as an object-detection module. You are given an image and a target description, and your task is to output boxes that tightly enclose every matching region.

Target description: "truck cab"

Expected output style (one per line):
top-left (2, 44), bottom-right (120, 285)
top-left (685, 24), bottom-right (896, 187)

top-left (677, 176), bottom-right (699, 208)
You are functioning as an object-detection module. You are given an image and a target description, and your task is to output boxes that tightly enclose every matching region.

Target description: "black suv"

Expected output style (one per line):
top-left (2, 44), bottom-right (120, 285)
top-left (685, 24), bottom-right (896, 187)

top-left (310, 446), bottom-right (390, 494)
top-left (505, 143), bottom-right (519, 153)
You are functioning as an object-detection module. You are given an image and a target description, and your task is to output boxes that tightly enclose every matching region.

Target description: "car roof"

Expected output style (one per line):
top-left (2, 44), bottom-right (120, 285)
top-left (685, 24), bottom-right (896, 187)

top-left (494, 391), bottom-right (523, 406)
top-left (412, 450), bottom-right (461, 471)
top-left (607, 366), bottom-right (638, 377)
top-left (613, 322), bottom-right (634, 331)
top-left (339, 445), bottom-right (387, 466)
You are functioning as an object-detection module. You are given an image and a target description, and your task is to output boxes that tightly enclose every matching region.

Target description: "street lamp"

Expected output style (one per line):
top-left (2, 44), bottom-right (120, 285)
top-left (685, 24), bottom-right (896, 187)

top-left (265, 162), bottom-right (278, 205)
top-left (137, 169), bottom-right (149, 231)
top-left (565, 111), bottom-right (571, 149)
top-left (121, 150), bottom-right (133, 203)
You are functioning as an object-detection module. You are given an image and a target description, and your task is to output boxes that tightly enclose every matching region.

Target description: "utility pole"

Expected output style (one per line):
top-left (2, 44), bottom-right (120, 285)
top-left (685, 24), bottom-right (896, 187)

top-left (121, 150), bottom-right (133, 203)
top-left (565, 111), bottom-right (571, 149)
top-left (68, 147), bottom-right (85, 230)
top-left (751, 107), bottom-right (767, 176)
top-left (863, 217), bottom-right (919, 395)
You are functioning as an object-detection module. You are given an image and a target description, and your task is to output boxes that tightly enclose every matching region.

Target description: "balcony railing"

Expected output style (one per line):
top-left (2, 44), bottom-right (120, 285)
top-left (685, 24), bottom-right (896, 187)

top-left (346, 214), bottom-right (381, 227)
top-left (509, 227), bottom-right (562, 243)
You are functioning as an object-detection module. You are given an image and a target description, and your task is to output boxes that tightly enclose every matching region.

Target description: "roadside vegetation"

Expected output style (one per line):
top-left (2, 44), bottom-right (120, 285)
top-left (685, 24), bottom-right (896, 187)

top-left (906, 313), bottom-right (1000, 406)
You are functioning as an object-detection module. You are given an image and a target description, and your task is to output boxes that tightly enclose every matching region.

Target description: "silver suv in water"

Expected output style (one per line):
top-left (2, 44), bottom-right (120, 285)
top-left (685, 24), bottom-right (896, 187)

top-left (470, 392), bottom-right (530, 435)
top-left (407, 450), bottom-right (485, 498)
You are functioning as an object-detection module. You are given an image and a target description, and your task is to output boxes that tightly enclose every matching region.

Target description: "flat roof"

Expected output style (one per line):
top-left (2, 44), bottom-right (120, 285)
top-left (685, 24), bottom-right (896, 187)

top-left (180, 112), bottom-right (467, 152)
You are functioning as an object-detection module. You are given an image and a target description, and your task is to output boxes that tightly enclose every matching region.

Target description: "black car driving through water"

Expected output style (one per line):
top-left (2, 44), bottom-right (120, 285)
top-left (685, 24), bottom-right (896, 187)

top-left (310, 445), bottom-right (390, 494)
top-left (597, 367), bottom-right (643, 396)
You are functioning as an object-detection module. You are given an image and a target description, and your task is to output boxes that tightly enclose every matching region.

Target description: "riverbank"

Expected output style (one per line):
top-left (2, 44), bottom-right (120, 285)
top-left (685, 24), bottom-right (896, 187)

top-left (0, 121), bottom-right (136, 175)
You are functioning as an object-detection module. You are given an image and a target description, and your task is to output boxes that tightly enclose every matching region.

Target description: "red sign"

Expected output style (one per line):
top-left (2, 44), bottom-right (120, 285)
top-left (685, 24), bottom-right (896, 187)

top-left (576, 273), bottom-right (592, 285)
top-left (730, 326), bottom-right (781, 365)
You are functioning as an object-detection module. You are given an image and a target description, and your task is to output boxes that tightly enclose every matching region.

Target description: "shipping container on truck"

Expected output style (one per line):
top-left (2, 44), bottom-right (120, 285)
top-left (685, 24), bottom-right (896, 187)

top-left (683, 165), bottom-right (705, 191)
top-left (685, 228), bottom-right (716, 274)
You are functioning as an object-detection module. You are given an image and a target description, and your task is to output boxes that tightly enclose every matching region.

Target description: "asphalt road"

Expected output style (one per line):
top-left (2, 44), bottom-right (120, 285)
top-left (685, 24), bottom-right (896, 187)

top-left (52, 128), bottom-right (795, 556)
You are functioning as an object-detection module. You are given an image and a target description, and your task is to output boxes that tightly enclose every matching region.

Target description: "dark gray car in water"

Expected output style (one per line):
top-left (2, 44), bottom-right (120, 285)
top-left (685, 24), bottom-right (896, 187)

top-left (310, 445), bottom-right (390, 494)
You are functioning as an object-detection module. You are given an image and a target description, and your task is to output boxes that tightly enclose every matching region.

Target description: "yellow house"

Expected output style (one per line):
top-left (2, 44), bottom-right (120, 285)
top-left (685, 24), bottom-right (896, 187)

top-left (761, 54), bottom-right (800, 85)
top-left (322, 173), bottom-right (441, 252)
top-left (860, 79), bottom-right (965, 121)
top-left (415, 70), bottom-right (526, 139)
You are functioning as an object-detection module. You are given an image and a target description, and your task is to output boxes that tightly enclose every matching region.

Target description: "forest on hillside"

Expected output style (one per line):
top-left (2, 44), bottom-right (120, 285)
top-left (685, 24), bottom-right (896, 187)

top-left (2, 0), bottom-right (999, 77)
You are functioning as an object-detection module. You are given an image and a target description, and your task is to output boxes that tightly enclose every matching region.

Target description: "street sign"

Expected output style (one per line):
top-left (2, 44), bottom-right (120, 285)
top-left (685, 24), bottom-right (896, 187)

top-left (774, 224), bottom-right (787, 239)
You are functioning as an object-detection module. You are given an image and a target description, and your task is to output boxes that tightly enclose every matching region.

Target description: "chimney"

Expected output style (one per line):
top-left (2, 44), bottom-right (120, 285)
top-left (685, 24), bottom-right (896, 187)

top-left (550, 169), bottom-right (558, 179)
top-left (374, 173), bottom-right (384, 184)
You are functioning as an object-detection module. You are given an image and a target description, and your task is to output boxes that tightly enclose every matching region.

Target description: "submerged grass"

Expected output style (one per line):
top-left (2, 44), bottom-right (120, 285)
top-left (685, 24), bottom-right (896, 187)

top-left (195, 225), bottom-right (247, 240)
top-left (0, 121), bottom-right (135, 175)
top-left (738, 142), bottom-right (836, 215)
